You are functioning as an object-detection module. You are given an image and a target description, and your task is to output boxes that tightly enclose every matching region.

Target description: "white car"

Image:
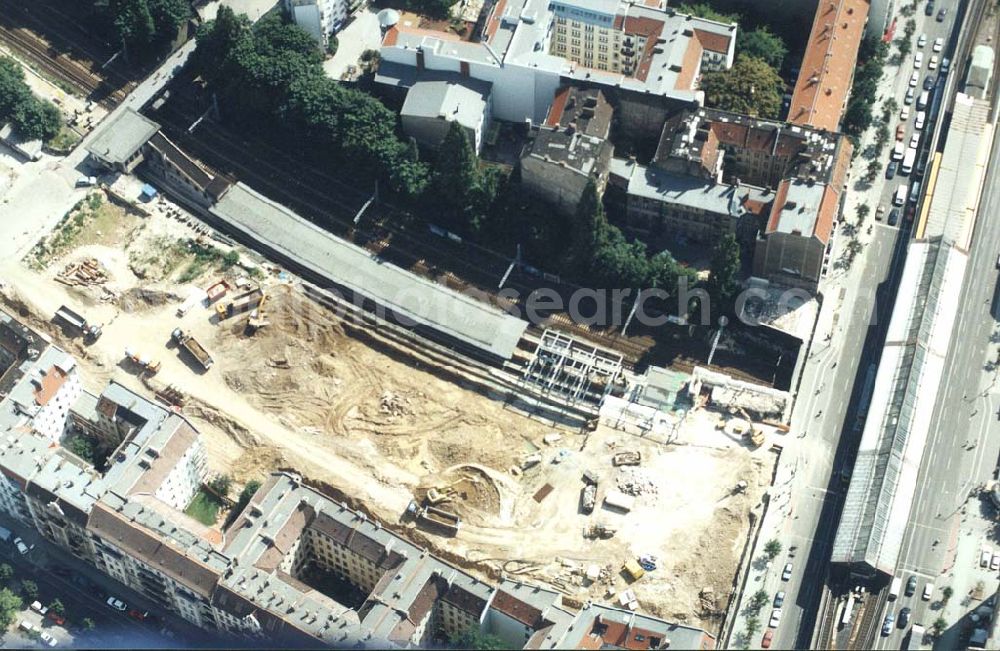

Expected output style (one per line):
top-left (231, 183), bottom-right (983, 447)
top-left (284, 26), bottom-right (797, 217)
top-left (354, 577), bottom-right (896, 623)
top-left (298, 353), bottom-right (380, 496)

top-left (991, 553), bottom-right (1000, 571)
top-left (781, 563), bottom-right (793, 581)
top-left (39, 631), bottom-right (56, 648)
top-left (914, 52), bottom-right (924, 68)
top-left (929, 55), bottom-right (939, 70)
top-left (933, 37), bottom-right (944, 52)
top-left (30, 600), bottom-right (48, 615)
top-left (106, 596), bottom-right (127, 612)
top-left (900, 106), bottom-right (911, 121)
top-left (923, 582), bottom-right (934, 601)
top-left (769, 608), bottom-right (782, 628)
top-left (915, 111), bottom-right (926, 130)
top-left (905, 87), bottom-right (915, 105)
top-left (909, 71), bottom-right (919, 87)
top-left (909, 133), bottom-right (920, 149)
top-left (12, 537), bottom-right (29, 555)
top-left (982, 547), bottom-right (992, 567)
top-left (892, 142), bottom-right (905, 161)
top-left (917, 33), bottom-right (927, 48)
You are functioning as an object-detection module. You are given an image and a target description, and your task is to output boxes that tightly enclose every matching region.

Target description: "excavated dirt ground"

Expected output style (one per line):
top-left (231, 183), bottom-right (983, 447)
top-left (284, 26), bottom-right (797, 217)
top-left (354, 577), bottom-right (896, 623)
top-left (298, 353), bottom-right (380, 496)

top-left (0, 188), bottom-right (776, 630)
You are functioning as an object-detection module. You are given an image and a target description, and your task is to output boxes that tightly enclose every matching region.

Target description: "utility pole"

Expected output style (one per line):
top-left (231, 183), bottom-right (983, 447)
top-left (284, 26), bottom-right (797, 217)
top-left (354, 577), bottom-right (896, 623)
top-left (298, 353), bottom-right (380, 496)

top-left (498, 244), bottom-right (521, 290)
top-left (621, 288), bottom-right (642, 336)
top-left (707, 315), bottom-right (729, 367)
top-left (354, 180), bottom-right (378, 225)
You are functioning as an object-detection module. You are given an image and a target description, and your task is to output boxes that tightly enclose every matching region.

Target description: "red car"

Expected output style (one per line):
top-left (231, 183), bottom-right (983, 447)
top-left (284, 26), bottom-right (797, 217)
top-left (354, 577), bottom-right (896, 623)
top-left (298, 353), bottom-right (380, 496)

top-left (46, 611), bottom-right (65, 626)
top-left (761, 630), bottom-right (774, 648)
top-left (128, 609), bottom-right (149, 622)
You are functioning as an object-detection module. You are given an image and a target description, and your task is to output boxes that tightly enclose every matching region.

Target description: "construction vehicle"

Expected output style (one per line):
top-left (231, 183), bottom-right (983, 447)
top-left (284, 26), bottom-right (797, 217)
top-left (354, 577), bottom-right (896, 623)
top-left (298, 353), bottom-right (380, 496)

top-left (171, 328), bottom-right (214, 370)
top-left (603, 490), bottom-right (635, 513)
top-left (247, 290), bottom-right (270, 332)
top-left (583, 523), bottom-right (616, 539)
top-left (612, 450), bottom-right (641, 467)
top-left (407, 500), bottom-right (461, 536)
top-left (204, 279), bottom-right (230, 304)
top-left (622, 558), bottom-right (645, 582)
top-left (54, 305), bottom-right (102, 341)
top-left (739, 408), bottom-right (765, 448)
top-left (216, 287), bottom-right (263, 321)
top-left (124, 347), bottom-right (161, 375)
top-left (155, 385), bottom-right (186, 407)
top-left (581, 483), bottom-right (597, 514)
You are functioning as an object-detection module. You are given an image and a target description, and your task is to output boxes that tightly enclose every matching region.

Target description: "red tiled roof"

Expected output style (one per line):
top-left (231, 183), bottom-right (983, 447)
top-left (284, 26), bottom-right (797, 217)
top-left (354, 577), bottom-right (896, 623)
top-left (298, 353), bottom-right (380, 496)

top-left (546, 87), bottom-right (571, 127)
top-left (491, 590), bottom-right (544, 627)
top-left (484, 0), bottom-right (507, 43)
top-left (34, 366), bottom-right (67, 407)
top-left (693, 28), bottom-right (732, 54)
top-left (672, 36), bottom-right (703, 89)
top-left (787, 0), bottom-right (869, 131)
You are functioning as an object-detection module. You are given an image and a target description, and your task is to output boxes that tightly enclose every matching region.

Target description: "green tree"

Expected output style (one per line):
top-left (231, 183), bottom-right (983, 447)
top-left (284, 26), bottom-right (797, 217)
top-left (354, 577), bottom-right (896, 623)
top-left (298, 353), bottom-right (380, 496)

top-left (748, 589), bottom-right (769, 613)
top-left (856, 204), bottom-right (870, 221)
top-left (67, 436), bottom-right (96, 464)
top-left (20, 579), bottom-right (37, 601)
top-left (763, 539), bottom-right (782, 560)
top-left (100, 0), bottom-right (191, 60)
top-left (431, 121), bottom-right (482, 229)
top-left (0, 563), bottom-right (12, 583)
top-left (12, 98), bottom-right (61, 141)
top-left (706, 233), bottom-right (741, 315)
top-left (450, 628), bottom-right (508, 650)
top-left (564, 179), bottom-right (607, 275)
top-left (932, 616), bottom-right (947, 636)
top-left (677, 3), bottom-right (738, 23)
top-left (48, 599), bottom-right (65, 615)
top-left (738, 27), bottom-right (788, 69)
top-left (209, 474), bottom-right (233, 497)
top-left (81, 617), bottom-right (96, 631)
top-left (745, 615), bottom-right (761, 638)
top-left (700, 55), bottom-right (783, 118)
top-left (942, 585), bottom-right (953, 602)
top-left (0, 587), bottom-right (22, 630)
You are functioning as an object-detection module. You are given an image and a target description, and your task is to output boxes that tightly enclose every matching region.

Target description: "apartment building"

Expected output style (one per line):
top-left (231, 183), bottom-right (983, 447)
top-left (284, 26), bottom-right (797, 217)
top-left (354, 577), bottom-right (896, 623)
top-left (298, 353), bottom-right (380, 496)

top-left (521, 86), bottom-right (614, 213)
top-left (376, 0), bottom-right (736, 124)
top-left (284, 0), bottom-right (355, 47)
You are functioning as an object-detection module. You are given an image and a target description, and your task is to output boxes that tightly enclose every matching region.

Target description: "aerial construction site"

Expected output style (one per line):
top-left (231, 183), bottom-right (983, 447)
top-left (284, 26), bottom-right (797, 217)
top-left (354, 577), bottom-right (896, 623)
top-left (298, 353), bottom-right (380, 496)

top-left (0, 182), bottom-right (784, 633)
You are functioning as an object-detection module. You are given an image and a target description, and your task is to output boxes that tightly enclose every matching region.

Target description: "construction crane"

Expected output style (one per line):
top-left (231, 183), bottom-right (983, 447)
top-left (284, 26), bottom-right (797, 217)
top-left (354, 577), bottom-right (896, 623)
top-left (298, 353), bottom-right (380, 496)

top-left (247, 291), bottom-right (270, 333)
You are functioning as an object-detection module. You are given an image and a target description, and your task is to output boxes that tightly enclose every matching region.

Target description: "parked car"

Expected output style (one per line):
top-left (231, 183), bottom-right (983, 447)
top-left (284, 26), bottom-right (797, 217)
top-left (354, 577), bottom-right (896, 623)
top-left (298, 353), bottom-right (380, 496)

top-left (128, 609), bottom-right (149, 622)
top-left (900, 106), bottom-right (911, 121)
top-left (905, 87), bottom-right (915, 105)
top-left (922, 582), bottom-right (934, 601)
top-left (933, 37), bottom-right (944, 52)
top-left (882, 612), bottom-right (895, 636)
top-left (886, 161), bottom-right (898, 180)
top-left (761, 630), bottom-right (774, 648)
top-left (46, 610), bottom-right (66, 626)
top-left (905, 576), bottom-right (917, 597)
top-left (768, 608), bottom-right (782, 628)
top-left (991, 552), bottom-right (999, 571)
top-left (909, 71), bottom-right (919, 87)
top-left (914, 52), bottom-right (923, 69)
top-left (12, 537), bottom-right (30, 555)
top-left (925, 1), bottom-right (935, 16)
top-left (929, 55), bottom-right (939, 70)
top-left (899, 607), bottom-right (911, 628)
top-left (909, 133), bottom-right (920, 149)
top-left (781, 563), bottom-right (793, 581)
top-left (982, 547), bottom-right (992, 567)
top-left (39, 631), bottom-right (56, 647)
top-left (924, 75), bottom-right (936, 90)
top-left (30, 600), bottom-right (48, 615)
top-left (917, 33), bottom-right (927, 48)
top-left (106, 596), bottom-right (127, 612)
top-left (915, 111), bottom-right (926, 130)
top-left (888, 207), bottom-right (900, 226)
top-left (942, 57), bottom-right (951, 74)
top-left (937, 8), bottom-right (947, 21)
top-left (18, 620), bottom-right (35, 633)
top-left (774, 591), bottom-right (785, 608)
top-left (896, 124), bottom-right (906, 141)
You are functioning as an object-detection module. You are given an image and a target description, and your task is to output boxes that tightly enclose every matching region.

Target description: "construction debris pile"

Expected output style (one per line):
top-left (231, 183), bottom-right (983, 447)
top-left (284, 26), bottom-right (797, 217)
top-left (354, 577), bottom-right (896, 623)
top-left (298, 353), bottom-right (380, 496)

top-left (380, 390), bottom-right (411, 418)
top-left (616, 467), bottom-right (659, 498)
top-left (56, 257), bottom-right (108, 287)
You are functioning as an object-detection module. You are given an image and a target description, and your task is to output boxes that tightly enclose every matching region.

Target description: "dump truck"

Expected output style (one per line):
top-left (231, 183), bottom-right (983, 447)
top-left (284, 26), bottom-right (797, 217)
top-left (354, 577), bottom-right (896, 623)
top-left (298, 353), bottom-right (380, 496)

top-left (171, 328), bottom-right (213, 370)
top-left (54, 305), bottom-right (102, 341)
top-left (622, 558), bottom-right (645, 582)
top-left (216, 287), bottom-right (263, 320)
top-left (407, 502), bottom-right (461, 536)
top-left (204, 279), bottom-right (230, 304)
top-left (612, 451), bottom-right (641, 467)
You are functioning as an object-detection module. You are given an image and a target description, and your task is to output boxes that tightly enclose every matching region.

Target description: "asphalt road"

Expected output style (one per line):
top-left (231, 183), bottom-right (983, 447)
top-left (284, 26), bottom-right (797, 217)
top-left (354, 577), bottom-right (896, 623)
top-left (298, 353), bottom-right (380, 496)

top-left (874, 83), bottom-right (1000, 651)
top-left (752, 7), bottom-right (964, 649)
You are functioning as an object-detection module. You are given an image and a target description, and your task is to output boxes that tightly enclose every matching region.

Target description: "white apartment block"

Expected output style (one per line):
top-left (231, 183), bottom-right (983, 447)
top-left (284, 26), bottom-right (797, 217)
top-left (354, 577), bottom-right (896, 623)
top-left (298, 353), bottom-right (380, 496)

top-left (377, 0), bottom-right (735, 123)
top-left (285, 0), bottom-right (351, 47)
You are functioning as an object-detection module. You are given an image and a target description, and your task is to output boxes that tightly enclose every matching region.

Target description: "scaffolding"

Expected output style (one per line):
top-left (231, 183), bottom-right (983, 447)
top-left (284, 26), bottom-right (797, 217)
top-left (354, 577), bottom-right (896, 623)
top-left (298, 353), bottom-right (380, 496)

top-left (521, 330), bottom-right (623, 406)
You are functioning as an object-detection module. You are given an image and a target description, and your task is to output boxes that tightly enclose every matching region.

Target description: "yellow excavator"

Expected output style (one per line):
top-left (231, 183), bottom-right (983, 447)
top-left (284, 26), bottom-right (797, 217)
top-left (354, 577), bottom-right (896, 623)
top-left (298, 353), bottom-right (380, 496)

top-left (247, 291), bottom-right (270, 333)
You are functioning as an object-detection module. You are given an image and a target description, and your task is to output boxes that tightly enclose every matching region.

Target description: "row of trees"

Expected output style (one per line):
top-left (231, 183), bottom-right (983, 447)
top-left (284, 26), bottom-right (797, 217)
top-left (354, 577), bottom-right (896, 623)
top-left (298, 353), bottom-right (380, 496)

top-left (93, 0), bottom-right (191, 62)
top-left (0, 57), bottom-right (62, 141)
top-left (841, 36), bottom-right (890, 137)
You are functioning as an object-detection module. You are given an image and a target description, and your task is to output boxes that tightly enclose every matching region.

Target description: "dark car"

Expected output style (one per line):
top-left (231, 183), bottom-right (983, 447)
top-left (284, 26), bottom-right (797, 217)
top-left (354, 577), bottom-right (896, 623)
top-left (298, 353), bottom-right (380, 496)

top-left (925, 2), bottom-right (935, 16)
top-left (937, 8), bottom-right (947, 21)
top-left (898, 607), bottom-right (911, 628)
top-left (882, 612), bottom-right (895, 636)
top-left (888, 207), bottom-right (900, 226)
top-left (774, 591), bottom-right (785, 608)
top-left (923, 75), bottom-right (936, 91)
top-left (905, 575), bottom-right (917, 596)
top-left (886, 161), bottom-right (898, 179)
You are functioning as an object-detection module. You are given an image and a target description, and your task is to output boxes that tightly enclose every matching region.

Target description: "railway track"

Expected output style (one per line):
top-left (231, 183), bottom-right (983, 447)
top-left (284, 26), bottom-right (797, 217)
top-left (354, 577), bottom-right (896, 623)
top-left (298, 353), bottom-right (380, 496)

top-left (852, 586), bottom-right (887, 650)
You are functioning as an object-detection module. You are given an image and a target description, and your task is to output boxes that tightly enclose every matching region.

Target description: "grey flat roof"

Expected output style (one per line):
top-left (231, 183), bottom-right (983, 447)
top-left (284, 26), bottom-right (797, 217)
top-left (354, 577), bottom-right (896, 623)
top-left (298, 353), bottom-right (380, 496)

top-left (86, 108), bottom-right (160, 165)
top-left (211, 184), bottom-right (527, 359)
top-left (774, 180), bottom-right (826, 234)
top-left (402, 80), bottom-right (489, 129)
top-left (622, 159), bottom-right (771, 216)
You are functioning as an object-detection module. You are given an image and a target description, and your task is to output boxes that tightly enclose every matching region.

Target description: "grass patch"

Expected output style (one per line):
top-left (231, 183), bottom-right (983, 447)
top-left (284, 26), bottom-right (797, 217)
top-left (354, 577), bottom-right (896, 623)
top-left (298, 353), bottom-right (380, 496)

top-left (46, 125), bottom-right (80, 154)
top-left (25, 192), bottom-right (138, 268)
top-left (173, 241), bottom-right (240, 284)
top-left (184, 488), bottom-right (223, 526)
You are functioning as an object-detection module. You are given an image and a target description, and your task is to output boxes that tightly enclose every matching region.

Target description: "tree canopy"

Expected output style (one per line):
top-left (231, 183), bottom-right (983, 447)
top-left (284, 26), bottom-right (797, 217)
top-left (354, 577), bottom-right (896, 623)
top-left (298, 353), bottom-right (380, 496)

top-left (676, 3), bottom-right (737, 23)
top-left (0, 588), bottom-right (21, 631)
top-left (0, 57), bottom-right (62, 141)
top-left (737, 27), bottom-right (788, 69)
top-left (699, 55), bottom-right (783, 118)
top-left (706, 233), bottom-right (741, 314)
top-left (96, 0), bottom-right (191, 61)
